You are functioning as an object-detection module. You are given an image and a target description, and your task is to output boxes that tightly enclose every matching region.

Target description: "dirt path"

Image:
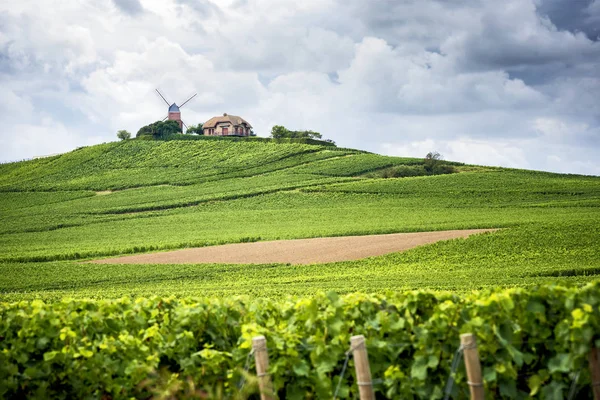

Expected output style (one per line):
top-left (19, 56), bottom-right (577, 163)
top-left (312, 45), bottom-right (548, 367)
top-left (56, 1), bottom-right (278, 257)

top-left (91, 229), bottom-right (497, 265)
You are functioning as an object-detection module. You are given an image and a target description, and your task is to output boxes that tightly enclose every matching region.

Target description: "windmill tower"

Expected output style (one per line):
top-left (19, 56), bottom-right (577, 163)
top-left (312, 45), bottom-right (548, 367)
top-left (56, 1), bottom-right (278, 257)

top-left (155, 89), bottom-right (197, 131)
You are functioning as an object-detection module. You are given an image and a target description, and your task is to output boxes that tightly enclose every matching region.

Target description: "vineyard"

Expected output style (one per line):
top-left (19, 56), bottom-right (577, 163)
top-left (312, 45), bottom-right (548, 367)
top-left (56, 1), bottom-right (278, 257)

top-left (1, 283), bottom-right (599, 399)
top-left (0, 140), bottom-right (599, 300)
top-left (1, 139), bottom-right (600, 397)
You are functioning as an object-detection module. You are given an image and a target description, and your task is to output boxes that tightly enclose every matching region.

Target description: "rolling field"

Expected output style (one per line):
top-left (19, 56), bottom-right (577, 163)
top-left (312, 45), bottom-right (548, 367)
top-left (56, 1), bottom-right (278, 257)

top-left (0, 140), bottom-right (598, 301)
top-left (2, 139), bottom-right (600, 398)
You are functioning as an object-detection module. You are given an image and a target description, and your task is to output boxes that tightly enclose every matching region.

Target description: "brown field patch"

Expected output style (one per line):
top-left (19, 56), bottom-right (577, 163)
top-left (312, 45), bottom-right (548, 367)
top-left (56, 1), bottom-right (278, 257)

top-left (91, 229), bottom-right (498, 265)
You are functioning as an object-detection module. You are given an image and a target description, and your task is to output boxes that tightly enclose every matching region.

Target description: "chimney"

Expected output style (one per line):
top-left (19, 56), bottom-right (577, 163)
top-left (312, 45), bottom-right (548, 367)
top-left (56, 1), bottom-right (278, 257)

top-left (223, 113), bottom-right (228, 116)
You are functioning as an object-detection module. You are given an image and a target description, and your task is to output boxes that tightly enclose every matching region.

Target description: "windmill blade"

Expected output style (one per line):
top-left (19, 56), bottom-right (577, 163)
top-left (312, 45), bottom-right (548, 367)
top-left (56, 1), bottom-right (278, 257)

top-left (163, 116), bottom-right (168, 121)
top-left (155, 89), bottom-right (171, 106)
top-left (181, 120), bottom-right (188, 130)
top-left (179, 93), bottom-right (197, 108)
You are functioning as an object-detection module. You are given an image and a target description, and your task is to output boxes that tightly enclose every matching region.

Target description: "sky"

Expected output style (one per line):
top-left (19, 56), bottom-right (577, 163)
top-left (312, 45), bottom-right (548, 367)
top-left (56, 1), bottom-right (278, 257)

top-left (0, 0), bottom-right (599, 175)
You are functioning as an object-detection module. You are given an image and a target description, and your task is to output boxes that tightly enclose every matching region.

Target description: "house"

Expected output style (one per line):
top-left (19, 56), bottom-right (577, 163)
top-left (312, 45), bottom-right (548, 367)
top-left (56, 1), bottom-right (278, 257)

top-left (203, 113), bottom-right (253, 136)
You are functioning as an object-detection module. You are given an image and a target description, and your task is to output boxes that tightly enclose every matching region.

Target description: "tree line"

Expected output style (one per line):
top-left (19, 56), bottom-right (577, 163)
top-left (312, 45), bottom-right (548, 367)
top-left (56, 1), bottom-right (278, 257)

top-left (116, 122), bottom-right (333, 143)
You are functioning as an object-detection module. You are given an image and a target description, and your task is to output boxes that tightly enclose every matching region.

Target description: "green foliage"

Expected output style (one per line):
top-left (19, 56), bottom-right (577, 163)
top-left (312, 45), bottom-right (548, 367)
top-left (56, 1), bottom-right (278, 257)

top-left (1, 138), bottom-right (599, 397)
top-left (290, 153), bottom-right (423, 176)
top-left (116, 130), bottom-right (131, 140)
top-left (359, 152), bottom-right (456, 179)
top-left (136, 120), bottom-right (182, 139)
top-left (365, 163), bottom-right (456, 178)
top-left (0, 141), bottom-right (349, 191)
top-left (1, 217), bottom-right (598, 300)
top-left (146, 134), bottom-right (337, 147)
top-left (0, 142), bottom-right (598, 299)
top-left (186, 123), bottom-right (203, 135)
top-left (270, 125), bottom-right (289, 138)
top-left (424, 151), bottom-right (442, 174)
top-left (270, 125), bottom-right (323, 140)
top-left (1, 283), bottom-right (599, 398)
top-left (297, 129), bottom-right (322, 139)
top-left (0, 140), bottom-right (599, 397)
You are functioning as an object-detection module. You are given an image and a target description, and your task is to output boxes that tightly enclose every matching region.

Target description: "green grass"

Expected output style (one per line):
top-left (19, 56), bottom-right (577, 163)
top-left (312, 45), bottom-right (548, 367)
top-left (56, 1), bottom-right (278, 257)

top-left (0, 140), bottom-right (599, 301)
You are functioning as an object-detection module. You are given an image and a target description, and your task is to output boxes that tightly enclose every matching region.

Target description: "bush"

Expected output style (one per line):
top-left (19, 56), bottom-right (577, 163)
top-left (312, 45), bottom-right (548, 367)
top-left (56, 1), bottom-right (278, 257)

top-left (156, 134), bottom-right (337, 147)
top-left (432, 164), bottom-right (455, 175)
top-left (380, 165), bottom-right (427, 178)
top-left (136, 120), bottom-right (182, 139)
top-left (366, 161), bottom-right (455, 179)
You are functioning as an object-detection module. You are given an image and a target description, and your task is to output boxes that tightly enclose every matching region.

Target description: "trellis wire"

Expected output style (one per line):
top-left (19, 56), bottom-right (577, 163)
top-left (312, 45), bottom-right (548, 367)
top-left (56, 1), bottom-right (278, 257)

top-left (237, 348), bottom-right (255, 391)
top-left (333, 344), bottom-right (361, 400)
top-left (443, 343), bottom-right (465, 400)
top-left (567, 370), bottom-right (581, 400)
top-left (251, 338), bottom-right (588, 398)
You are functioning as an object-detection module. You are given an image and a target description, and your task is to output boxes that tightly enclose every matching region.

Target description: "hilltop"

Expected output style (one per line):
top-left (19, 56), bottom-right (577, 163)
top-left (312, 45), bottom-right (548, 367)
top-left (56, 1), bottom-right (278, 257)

top-left (0, 140), bottom-right (599, 300)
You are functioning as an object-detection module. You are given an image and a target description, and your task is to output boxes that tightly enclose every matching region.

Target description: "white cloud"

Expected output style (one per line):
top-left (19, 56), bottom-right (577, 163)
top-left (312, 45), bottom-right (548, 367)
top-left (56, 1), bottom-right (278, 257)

top-left (0, 0), bottom-right (598, 175)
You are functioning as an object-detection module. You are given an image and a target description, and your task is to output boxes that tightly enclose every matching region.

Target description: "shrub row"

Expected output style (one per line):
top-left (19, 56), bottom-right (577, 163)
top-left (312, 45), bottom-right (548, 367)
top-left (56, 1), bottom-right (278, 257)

top-left (158, 134), bottom-right (337, 147)
top-left (1, 283), bottom-right (599, 399)
top-left (363, 164), bottom-right (457, 179)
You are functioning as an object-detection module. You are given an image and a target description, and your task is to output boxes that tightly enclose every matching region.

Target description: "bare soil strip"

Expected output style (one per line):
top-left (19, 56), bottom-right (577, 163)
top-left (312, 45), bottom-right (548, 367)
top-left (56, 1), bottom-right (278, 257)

top-left (91, 229), bottom-right (497, 265)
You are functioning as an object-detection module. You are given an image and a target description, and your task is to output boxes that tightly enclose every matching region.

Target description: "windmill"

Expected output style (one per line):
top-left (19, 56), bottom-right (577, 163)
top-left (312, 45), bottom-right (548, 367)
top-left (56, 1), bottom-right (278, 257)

top-left (155, 89), bottom-right (197, 132)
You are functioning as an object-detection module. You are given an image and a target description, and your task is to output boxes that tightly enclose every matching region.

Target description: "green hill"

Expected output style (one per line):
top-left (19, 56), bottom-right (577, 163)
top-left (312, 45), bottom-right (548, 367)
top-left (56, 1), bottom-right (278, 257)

top-left (0, 140), bottom-right (599, 300)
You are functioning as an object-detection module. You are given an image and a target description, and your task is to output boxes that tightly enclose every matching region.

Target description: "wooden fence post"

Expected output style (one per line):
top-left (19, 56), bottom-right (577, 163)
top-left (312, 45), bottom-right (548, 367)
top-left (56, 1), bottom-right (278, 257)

top-left (589, 347), bottom-right (600, 400)
top-left (350, 335), bottom-right (375, 400)
top-left (252, 335), bottom-right (274, 400)
top-left (460, 333), bottom-right (484, 400)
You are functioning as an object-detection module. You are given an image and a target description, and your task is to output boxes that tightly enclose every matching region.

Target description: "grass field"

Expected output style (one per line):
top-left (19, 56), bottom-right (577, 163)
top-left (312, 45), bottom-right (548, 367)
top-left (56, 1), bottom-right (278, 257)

top-left (0, 140), bottom-right (599, 301)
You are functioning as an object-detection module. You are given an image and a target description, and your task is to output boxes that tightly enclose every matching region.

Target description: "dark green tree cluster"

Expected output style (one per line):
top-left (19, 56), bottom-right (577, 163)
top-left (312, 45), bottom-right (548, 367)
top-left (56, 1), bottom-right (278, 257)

top-left (365, 151), bottom-right (456, 179)
top-left (136, 120), bottom-right (182, 139)
top-left (270, 125), bottom-right (323, 140)
top-left (186, 123), bottom-right (203, 135)
top-left (424, 151), bottom-right (454, 175)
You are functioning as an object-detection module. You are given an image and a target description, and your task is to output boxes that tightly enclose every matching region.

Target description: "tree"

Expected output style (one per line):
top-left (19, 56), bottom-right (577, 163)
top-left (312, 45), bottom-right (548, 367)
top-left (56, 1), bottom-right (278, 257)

top-left (296, 130), bottom-right (322, 139)
top-left (117, 130), bottom-right (131, 140)
top-left (136, 120), bottom-right (182, 139)
top-left (271, 125), bottom-right (290, 139)
top-left (270, 125), bottom-right (323, 140)
top-left (424, 151), bottom-right (443, 174)
top-left (186, 123), bottom-right (203, 135)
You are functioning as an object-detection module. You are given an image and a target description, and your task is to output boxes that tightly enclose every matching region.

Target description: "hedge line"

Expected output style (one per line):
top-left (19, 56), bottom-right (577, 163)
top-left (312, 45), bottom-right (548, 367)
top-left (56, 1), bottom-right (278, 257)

top-left (1, 283), bottom-right (599, 399)
top-left (156, 134), bottom-right (338, 147)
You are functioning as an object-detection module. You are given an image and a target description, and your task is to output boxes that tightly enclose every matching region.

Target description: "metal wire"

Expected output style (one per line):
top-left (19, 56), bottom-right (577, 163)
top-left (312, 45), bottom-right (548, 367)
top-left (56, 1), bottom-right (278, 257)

top-left (237, 349), bottom-right (254, 391)
top-left (333, 345), bottom-right (360, 400)
top-left (567, 370), bottom-right (581, 400)
top-left (443, 344), bottom-right (465, 400)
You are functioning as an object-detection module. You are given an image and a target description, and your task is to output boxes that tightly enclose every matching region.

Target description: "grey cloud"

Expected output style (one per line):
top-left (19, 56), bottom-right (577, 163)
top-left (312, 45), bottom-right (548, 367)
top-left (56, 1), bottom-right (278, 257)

top-left (0, 0), bottom-right (599, 175)
top-left (330, 0), bottom-right (482, 50)
top-left (442, 3), bottom-right (600, 71)
top-left (112, 0), bottom-right (143, 16)
top-left (536, 0), bottom-right (600, 41)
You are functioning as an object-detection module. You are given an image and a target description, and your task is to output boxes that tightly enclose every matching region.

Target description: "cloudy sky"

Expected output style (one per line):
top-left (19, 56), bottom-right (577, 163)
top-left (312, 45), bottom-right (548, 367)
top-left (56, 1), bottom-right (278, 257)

top-left (1, 0), bottom-right (599, 174)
